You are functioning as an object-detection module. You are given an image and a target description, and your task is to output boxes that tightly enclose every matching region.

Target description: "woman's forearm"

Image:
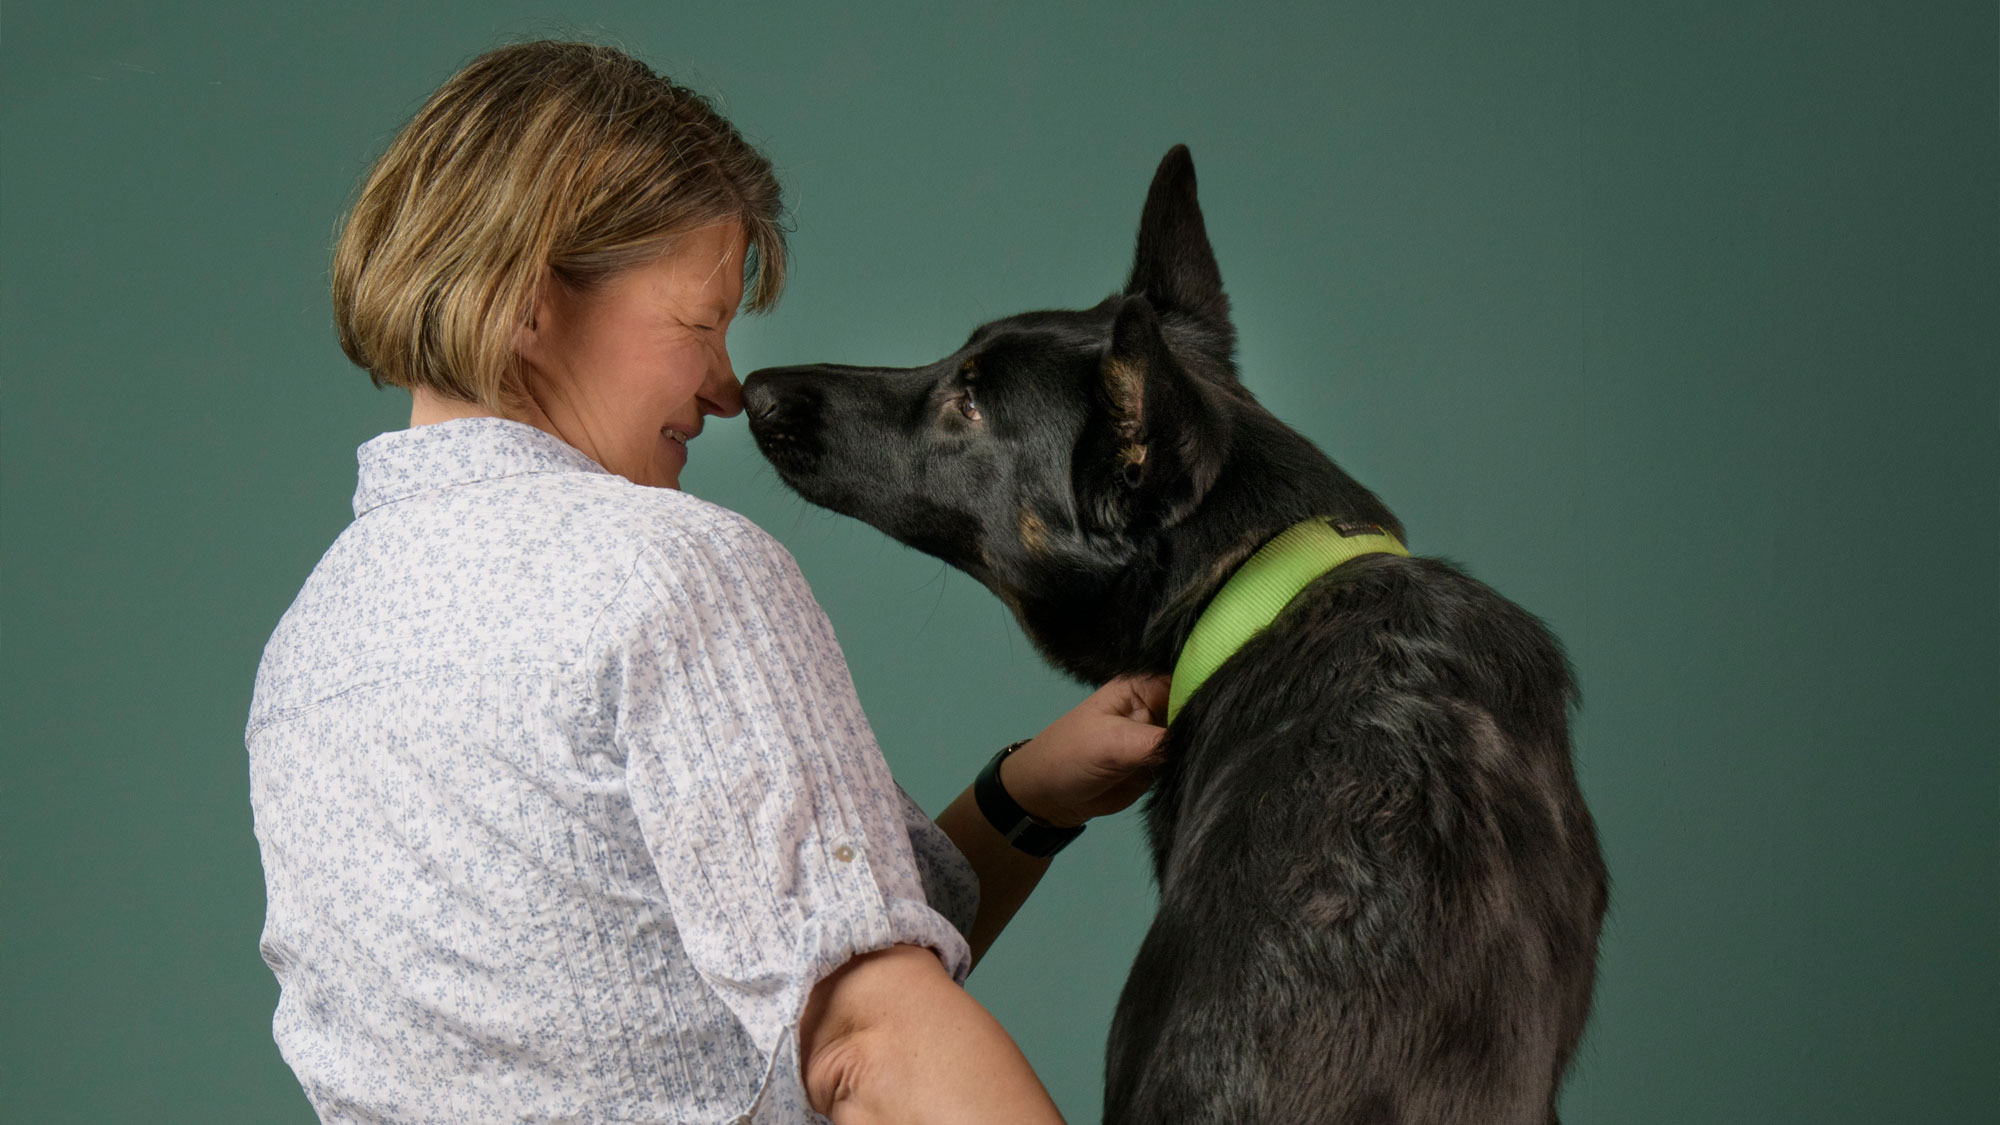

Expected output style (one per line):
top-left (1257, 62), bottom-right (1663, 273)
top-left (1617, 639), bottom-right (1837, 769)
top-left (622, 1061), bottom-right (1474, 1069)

top-left (938, 675), bottom-right (1169, 967)
top-left (802, 944), bottom-right (1064, 1124)
top-left (935, 781), bottom-right (1055, 968)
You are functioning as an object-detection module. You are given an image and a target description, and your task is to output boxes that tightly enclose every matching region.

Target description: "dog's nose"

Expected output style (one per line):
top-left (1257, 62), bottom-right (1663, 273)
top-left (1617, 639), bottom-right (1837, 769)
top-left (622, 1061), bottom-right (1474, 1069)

top-left (743, 367), bottom-right (830, 425)
top-left (741, 374), bottom-right (782, 423)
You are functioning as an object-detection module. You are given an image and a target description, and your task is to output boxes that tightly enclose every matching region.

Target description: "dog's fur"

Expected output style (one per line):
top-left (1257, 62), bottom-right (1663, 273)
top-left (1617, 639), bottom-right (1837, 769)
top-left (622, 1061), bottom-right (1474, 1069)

top-left (743, 147), bottom-right (1608, 1124)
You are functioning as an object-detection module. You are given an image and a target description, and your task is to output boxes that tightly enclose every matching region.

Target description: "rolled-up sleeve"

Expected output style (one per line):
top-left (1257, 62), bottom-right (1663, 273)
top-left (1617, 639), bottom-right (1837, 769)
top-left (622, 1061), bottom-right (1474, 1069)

top-left (896, 784), bottom-right (980, 941)
top-left (606, 516), bottom-right (972, 1122)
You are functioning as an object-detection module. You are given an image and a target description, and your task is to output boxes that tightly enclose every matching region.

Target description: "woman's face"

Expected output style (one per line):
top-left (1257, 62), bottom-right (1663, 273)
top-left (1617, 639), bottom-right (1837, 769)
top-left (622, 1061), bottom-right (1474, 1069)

top-left (515, 221), bottom-right (747, 489)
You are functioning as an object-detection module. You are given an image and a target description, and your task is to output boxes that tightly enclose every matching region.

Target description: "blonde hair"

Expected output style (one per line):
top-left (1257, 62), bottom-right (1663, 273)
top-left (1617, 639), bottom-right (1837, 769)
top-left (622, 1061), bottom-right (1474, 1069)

top-left (332, 41), bottom-right (787, 411)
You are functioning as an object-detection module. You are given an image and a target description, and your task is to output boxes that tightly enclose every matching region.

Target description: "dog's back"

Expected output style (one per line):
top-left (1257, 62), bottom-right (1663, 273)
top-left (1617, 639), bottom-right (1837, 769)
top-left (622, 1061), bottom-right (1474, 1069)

top-left (1108, 554), bottom-right (1605, 1124)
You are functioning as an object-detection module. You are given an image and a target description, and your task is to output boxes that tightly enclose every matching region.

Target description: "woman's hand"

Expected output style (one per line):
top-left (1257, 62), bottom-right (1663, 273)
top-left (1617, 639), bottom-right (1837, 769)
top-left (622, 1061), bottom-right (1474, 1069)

top-left (998, 674), bottom-right (1171, 828)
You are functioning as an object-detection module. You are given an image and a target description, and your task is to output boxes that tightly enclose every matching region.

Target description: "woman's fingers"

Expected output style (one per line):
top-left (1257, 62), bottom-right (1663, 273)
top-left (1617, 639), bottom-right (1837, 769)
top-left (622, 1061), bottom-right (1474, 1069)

top-left (1089, 675), bottom-right (1170, 766)
top-left (1100, 716), bottom-right (1167, 770)
top-left (1005, 674), bottom-right (1173, 825)
top-left (1095, 673), bottom-right (1170, 725)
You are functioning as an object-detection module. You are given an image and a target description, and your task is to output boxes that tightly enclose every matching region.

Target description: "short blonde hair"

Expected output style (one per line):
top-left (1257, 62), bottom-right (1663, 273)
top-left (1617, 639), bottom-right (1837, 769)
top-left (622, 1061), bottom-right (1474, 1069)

top-left (332, 41), bottom-right (787, 411)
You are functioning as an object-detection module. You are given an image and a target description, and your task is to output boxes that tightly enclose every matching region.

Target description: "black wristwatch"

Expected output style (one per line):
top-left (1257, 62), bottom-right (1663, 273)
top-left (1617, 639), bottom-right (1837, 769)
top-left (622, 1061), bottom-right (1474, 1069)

top-left (974, 739), bottom-right (1086, 858)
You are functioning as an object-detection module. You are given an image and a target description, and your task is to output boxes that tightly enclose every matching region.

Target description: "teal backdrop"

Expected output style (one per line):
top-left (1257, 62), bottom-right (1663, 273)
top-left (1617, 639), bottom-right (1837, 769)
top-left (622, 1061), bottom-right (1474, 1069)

top-left (4, 2), bottom-right (1995, 1120)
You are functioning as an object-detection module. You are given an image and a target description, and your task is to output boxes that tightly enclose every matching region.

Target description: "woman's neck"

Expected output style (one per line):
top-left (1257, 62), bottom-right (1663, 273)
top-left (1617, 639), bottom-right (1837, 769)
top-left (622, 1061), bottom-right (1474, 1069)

top-left (408, 387), bottom-right (562, 436)
top-left (409, 387), bottom-right (501, 427)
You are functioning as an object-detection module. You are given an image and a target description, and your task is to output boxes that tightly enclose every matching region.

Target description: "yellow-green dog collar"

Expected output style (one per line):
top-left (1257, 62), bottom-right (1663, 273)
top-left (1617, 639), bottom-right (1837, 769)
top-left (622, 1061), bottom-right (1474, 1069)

top-left (1166, 518), bottom-right (1410, 723)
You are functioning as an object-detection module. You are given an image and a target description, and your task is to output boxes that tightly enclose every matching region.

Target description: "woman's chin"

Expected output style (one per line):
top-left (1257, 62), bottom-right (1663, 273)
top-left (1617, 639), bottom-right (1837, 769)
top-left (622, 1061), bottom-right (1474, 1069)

top-left (652, 433), bottom-right (688, 489)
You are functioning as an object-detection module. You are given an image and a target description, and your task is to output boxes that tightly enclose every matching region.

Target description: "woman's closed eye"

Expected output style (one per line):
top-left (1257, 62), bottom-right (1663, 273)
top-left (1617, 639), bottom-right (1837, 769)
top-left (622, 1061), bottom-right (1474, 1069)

top-left (685, 307), bottom-right (731, 332)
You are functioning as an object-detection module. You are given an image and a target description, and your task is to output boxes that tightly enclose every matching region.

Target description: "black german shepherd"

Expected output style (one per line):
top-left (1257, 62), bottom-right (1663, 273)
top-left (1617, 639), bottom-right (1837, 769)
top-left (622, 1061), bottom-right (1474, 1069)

top-left (744, 146), bottom-right (1608, 1125)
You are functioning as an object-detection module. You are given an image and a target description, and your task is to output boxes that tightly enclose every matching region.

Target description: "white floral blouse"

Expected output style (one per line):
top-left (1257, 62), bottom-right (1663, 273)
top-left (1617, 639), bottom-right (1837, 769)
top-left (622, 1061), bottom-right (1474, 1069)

top-left (247, 418), bottom-right (978, 1124)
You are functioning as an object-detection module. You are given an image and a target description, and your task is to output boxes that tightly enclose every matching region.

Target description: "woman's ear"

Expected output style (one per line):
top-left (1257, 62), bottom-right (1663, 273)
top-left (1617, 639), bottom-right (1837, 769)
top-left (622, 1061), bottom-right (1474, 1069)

top-left (511, 269), bottom-right (556, 369)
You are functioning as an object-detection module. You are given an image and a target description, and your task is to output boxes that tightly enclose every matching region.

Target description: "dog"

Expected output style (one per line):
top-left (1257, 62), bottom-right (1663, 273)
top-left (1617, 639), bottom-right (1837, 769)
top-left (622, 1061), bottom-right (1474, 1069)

top-left (743, 146), bottom-right (1608, 1125)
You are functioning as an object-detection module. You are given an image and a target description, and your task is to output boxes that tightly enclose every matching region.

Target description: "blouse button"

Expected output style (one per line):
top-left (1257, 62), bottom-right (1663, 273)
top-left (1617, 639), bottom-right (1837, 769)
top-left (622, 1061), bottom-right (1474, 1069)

top-left (833, 844), bottom-right (856, 863)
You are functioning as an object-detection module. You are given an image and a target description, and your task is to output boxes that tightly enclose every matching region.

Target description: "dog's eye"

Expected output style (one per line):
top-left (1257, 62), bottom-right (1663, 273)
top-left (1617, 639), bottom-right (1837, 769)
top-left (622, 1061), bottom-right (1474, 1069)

top-left (958, 389), bottom-right (983, 422)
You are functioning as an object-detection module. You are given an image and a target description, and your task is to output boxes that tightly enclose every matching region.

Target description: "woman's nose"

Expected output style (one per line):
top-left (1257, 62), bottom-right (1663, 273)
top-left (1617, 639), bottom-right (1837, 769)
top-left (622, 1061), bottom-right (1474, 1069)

top-left (702, 356), bottom-right (744, 418)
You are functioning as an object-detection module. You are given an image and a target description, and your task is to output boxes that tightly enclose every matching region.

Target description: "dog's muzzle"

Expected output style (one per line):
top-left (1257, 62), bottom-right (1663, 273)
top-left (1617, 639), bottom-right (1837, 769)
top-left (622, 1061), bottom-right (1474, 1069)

top-left (742, 368), bottom-right (829, 475)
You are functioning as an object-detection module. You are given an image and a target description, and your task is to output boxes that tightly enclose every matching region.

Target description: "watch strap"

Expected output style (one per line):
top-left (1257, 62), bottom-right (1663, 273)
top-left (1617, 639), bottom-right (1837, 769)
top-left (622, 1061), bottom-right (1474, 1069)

top-left (973, 740), bottom-right (1086, 858)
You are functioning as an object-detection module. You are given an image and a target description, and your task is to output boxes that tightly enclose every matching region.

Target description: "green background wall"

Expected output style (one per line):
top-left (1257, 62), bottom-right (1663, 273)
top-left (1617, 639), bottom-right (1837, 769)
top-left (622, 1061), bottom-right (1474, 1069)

top-left (4, 2), bottom-right (1994, 1120)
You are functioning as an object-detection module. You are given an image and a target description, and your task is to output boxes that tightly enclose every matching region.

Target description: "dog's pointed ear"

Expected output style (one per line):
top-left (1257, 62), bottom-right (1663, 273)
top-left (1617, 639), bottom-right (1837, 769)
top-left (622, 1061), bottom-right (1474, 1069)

top-left (1092, 295), bottom-right (1231, 529)
top-left (1124, 145), bottom-right (1231, 330)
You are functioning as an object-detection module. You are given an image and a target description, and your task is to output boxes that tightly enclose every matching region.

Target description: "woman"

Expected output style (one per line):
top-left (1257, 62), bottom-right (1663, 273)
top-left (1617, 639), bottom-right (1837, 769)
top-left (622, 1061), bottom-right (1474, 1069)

top-left (247, 40), bottom-right (1165, 1124)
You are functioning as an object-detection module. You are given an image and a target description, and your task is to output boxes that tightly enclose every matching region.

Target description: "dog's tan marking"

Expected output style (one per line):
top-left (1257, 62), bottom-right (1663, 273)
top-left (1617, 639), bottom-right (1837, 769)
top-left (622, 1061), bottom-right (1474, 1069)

top-left (1018, 506), bottom-right (1050, 556)
top-left (1104, 353), bottom-right (1150, 472)
top-left (1104, 355), bottom-right (1146, 438)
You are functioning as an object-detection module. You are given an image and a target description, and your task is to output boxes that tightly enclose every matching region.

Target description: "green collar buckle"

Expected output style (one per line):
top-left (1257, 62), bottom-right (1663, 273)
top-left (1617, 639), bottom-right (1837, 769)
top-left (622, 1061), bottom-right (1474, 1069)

top-left (1166, 518), bottom-right (1409, 723)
